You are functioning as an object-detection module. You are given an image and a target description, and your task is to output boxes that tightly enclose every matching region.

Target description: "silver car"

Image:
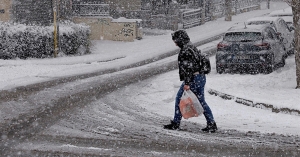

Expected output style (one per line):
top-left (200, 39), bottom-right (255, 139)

top-left (268, 7), bottom-right (293, 28)
top-left (246, 16), bottom-right (294, 55)
top-left (216, 24), bottom-right (286, 74)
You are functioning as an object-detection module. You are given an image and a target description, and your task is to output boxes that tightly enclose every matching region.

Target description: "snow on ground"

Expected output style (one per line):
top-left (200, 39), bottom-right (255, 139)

top-left (130, 63), bottom-right (300, 136)
top-left (1, 2), bottom-right (300, 135)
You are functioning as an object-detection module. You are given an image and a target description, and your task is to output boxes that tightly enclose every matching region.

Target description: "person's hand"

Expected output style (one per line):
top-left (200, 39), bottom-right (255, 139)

top-left (184, 85), bottom-right (190, 90)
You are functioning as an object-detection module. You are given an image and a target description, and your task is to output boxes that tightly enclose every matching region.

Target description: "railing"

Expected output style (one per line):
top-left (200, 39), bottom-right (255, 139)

top-left (178, 0), bottom-right (260, 30)
top-left (236, 0), bottom-right (261, 9)
top-left (73, 4), bottom-right (110, 16)
top-left (212, 0), bottom-right (261, 18)
top-left (182, 8), bottom-right (202, 29)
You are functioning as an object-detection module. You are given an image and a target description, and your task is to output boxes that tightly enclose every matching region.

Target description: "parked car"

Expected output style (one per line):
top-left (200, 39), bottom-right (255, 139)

top-left (268, 7), bottom-right (293, 28)
top-left (246, 16), bottom-right (294, 55)
top-left (216, 24), bottom-right (286, 74)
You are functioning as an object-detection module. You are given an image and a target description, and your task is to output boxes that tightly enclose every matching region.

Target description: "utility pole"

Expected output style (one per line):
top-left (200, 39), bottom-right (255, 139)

top-left (52, 0), bottom-right (58, 58)
top-left (201, 0), bottom-right (206, 24)
top-left (267, 0), bottom-right (270, 9)
top-left (52, 0), bottom-right (60, 58)
top-left (225, 0), bottom-right (232, 21)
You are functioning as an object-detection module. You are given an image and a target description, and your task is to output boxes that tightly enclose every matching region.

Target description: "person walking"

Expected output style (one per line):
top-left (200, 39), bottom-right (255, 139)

top-left (163, 30), bottom-right (217, 133)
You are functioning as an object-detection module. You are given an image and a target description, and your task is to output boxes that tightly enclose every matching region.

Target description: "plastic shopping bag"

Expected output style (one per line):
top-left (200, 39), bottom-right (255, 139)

top-left (188, 90), bottom-right (204, 116)
top-left (179, 90), bottom-right (204, 119)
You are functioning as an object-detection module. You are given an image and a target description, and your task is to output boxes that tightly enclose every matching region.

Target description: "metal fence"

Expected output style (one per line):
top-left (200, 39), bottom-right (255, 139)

top-left (72, 3), bottom-right (110, 16)
top-left (179, 0), bottom-right (260, 29)
top-left (69, 0), bottom-right (261, 30)
top-left (212, 0), bottom-right (261, 18)
top-left (181, 8), bottom-right (202, 29)
top-left (149, 14), bottom-right (178, 30)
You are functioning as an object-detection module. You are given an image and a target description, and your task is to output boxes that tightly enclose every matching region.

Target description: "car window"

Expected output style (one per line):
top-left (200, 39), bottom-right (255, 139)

top-left (247, 21), bottom-right (277, 31)
top-left (278, 19), bottom-right (289, 32)
top-left (270, 23), bottom-right (277, 31)
top-left (267, 27), bottom-right (279, 40)
top-left (224, 32), bottom-right (262, 41)
top-left (247, 21), bottom-right (270, 25)
top-left (263, 28), bottom-right (275, 40)
top-left (274, 15), bottom-right (292, 17)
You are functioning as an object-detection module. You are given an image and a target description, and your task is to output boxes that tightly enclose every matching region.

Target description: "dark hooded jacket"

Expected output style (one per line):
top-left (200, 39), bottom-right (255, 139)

top-left (172, 30), bottom-right (200, 85)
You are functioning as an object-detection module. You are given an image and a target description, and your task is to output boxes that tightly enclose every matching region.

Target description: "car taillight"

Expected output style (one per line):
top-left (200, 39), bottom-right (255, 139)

top-left (217, 42), bottom-right (228, 49)
top-left (255, 42), bottom-right (270, 50)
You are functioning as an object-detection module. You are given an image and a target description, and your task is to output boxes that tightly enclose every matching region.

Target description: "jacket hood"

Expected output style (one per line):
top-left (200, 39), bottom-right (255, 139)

top-left (171, 30), bottom-right (190, 48)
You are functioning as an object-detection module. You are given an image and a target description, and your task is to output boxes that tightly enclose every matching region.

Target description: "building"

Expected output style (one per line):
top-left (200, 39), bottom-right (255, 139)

top-left (73, 0), bottom-right (142, 15)
top-left (0, 0), bottom-right (68, 26)
top-left (72, 0), bottom-right (143, 41)
top-left (0, 0), bottom-right (11, 22)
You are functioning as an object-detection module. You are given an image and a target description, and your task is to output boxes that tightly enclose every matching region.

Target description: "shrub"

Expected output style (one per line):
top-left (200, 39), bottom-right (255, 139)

top-left (0, 21), bottom-right (91, 59)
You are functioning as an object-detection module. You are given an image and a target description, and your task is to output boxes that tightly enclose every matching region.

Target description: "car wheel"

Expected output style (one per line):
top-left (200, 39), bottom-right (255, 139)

top-left (264, 66), bottom-right (274, 74)
top-left (279, 57), bottom-right (286, 68)
top-left (277, 45), bottom-right (286, 68)
top-left (216, 66), bottom-right (224, 74)
top-left (289, 49), bottom-right (295, 55)
top-left (289, 46), bottom-right (295, 55)
top-left (289, 40), bottom-right (295, 55)
top-left (263, 54), bottom-right (275, 74)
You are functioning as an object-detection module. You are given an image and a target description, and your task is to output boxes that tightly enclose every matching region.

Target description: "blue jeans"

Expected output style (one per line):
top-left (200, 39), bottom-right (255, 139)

top-left (173, 74), bottom-right (215, 125)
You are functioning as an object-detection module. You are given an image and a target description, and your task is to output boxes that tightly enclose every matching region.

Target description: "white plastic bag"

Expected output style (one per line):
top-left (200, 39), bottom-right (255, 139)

top-left (179, 90), bottom-right (204, 119)
top-left (186, 90), bottom-right (204, 115)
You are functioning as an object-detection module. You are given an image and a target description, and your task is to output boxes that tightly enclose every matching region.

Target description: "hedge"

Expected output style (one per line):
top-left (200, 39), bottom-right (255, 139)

top-left (0, 21), bottom-right (91, 59)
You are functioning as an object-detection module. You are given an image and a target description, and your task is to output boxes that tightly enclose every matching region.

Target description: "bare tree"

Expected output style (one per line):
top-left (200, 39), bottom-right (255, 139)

top-left (284, 0), bottom-right (300, 88)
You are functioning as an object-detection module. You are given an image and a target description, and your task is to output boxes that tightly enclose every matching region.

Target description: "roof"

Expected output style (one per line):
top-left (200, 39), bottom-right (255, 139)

top-left (269, 7), bottom-right (292, 16)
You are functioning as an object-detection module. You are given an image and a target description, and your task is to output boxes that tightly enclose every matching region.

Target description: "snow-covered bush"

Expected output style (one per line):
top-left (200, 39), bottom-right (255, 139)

top-left (58, 21), bottom-right (91, 56)
top-left (0, 22), bottom-right (91, 59)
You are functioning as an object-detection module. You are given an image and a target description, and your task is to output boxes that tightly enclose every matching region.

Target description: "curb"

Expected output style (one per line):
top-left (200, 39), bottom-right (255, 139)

top-left (207, 88), bottom-right (300, 116)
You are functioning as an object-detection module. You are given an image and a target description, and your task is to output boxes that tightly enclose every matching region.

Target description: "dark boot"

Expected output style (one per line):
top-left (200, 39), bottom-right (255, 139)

top-left (163, 120), bottom-right (180, 130)
top-left (201, 122), bottom-right (218, 133)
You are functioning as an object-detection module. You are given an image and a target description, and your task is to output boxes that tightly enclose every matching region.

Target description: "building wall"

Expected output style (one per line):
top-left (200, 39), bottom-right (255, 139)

top-left (73, 17), bottom-right (142, 42)
top-left (0, 0), bottom-right (11, 22)
top-left (104, 0), bottom-right (142, 11)
top-left (13, 0), bottom-right (53, 26)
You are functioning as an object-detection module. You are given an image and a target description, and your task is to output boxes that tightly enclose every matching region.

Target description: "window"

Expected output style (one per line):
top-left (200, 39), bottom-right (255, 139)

top-left (268, 27), bottom-right (279, 40)
top-left (224, 32), bottom-right (262, 42)
top-left (247, 21), bottom-right (270, 25)
top-left (278, 19), bottom-right (289, 32)
top-left (264, 28), bottom-right (275, 40)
